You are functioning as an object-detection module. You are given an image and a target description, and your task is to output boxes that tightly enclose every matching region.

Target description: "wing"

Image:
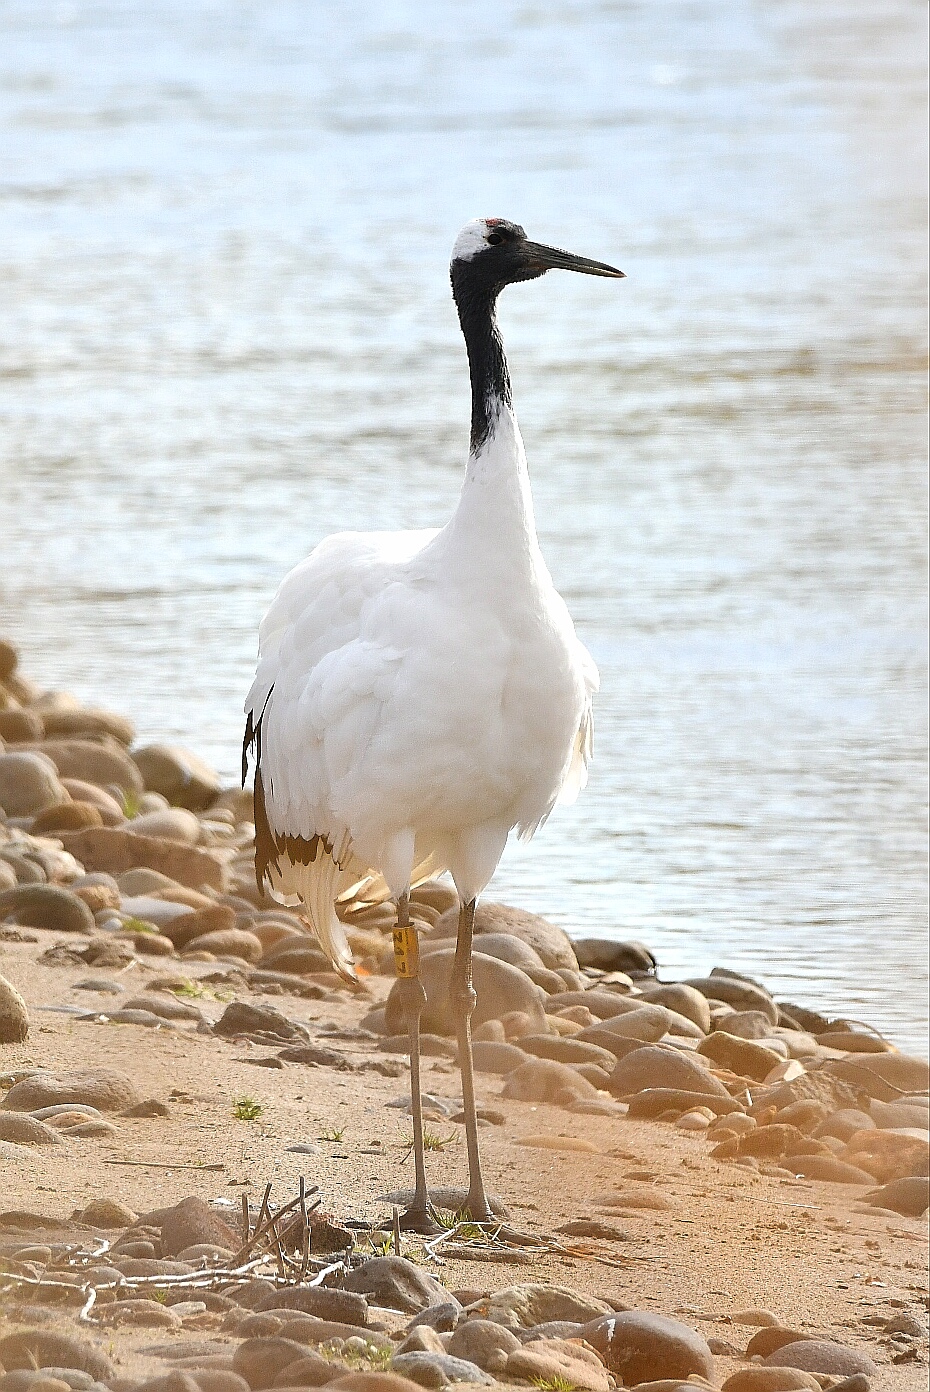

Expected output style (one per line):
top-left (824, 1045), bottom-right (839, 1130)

top-left (557, 639), bottom-right (599, 806)
top-left (243, 527), bottom-right (438, 976)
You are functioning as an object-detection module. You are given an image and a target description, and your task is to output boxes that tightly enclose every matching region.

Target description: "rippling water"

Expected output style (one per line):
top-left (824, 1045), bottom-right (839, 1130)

top-left (0, 1), bottom-right (926, 1050)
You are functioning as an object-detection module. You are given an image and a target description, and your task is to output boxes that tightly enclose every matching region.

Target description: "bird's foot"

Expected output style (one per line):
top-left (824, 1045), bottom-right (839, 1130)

top-left (398, 1202), bottom-right (443, 1235)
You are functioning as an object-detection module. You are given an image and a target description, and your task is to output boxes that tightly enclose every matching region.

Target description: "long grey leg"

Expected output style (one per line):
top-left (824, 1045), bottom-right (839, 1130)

top-left (450, 897), bottom-right (493, 1221)
top-left (392, 892), bottom-right (437, 1233)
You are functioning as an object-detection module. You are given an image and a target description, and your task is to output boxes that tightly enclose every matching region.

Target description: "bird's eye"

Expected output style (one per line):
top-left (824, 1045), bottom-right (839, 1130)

top-left (486, 231), bottom-right (504, 245)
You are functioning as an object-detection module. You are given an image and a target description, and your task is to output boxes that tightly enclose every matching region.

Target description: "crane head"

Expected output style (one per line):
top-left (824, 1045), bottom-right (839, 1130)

top-left (451, 217), bottom-right (625, 289)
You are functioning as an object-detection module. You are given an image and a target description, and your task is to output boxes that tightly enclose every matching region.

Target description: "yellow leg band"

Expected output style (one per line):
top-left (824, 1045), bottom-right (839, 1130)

top-left (392, 925), bottom-right (420, 979)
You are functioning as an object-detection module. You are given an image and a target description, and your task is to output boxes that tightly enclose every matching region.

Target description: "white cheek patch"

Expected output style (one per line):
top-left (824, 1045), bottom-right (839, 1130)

top-left (451, 219), bottom-right (493, 262)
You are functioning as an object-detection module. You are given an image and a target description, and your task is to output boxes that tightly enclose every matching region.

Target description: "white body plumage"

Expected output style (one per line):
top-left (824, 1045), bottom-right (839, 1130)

top-left (245, 403), bottom-right (597, 975)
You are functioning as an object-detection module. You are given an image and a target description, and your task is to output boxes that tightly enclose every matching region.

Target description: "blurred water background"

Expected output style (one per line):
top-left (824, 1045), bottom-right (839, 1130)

top-left (0, 0), bottom-right (926, 1050)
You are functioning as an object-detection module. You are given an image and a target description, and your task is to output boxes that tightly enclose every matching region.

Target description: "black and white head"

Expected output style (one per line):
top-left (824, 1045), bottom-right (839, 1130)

top-left (451, 217), bottom-right (624, 303)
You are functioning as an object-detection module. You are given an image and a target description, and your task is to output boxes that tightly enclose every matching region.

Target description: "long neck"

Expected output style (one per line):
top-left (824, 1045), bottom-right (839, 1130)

top-left (436, 268), bottom-right (541, 578)
top-left (452, 273), bottom-right (512, 455)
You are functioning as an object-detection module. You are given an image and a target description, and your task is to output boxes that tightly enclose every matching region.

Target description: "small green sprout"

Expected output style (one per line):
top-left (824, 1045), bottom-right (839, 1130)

top-left (319, 1125), bottom-right (346, 1142)
top-left (232, 1096), bottom-right (263, 1121)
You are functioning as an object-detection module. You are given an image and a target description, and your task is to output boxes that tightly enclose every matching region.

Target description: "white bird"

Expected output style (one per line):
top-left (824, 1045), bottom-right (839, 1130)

top-left (243, 217), bottom-right (624, 1228)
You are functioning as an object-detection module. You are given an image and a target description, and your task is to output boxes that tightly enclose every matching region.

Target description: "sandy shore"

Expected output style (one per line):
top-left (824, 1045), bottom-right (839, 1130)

top-left (0, 640), bottom-right (927, 1392)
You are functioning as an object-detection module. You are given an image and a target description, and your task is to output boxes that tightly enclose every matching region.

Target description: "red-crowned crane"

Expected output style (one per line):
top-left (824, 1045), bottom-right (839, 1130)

top-left (243, 218), bottom-right (624, 1230)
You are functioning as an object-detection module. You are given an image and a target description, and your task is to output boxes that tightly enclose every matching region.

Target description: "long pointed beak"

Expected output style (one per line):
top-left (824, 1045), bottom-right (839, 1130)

top-left (523, 240), bottom-right (625, 278)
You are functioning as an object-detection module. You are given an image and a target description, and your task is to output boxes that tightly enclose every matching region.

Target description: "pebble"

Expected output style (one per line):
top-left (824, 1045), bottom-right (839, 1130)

top-left (186, 929), bottom-right (264, 963)
top-left (501, 1058), bottom-right (599, 1106)
top-left (122, 994), bottom-right (203, 1022)
top-left (731, 1310), bottom-right (780, 1327)
top-left (465, 1040), bottom-right (527, 1074)
top-left (213, 1002), bottom-right (310, 1043)
top-left (633, 983), bottom-right (712, 1033)
top-left (721, 1372), bottom-right (823, 1392)
top-left (504, 1338), bottom-right (611, 1392)
top-left (571, 938), bottom-right (656, 972)
top-left (132, 744), bottom-right (221, 811)
top-left (76, 1198), bottom-right (139, 1227)
top-left (31, 803), bottom-right (104, 834)
top-left (675, 1111), bottom-right (712, 1131)
top-left (60, 782), bottom-right (125, 825)
top-left (150, 1197), bottom-right (241, 1258)
top-left (231, 1337), bottom-right (309, 1389)
top-left (254, 1286), bottom-right (368, 1326)
top-left (764, 1342), bottom-right (877, 1376)
top-left (0, 973), bottom-right (29, 1043)
top-left (389, 1352), bottom-right (492, 1388)
top-left (626, 1089), bottom-right (744, 1120)
top-left (516, 1033), bottom-right (617, 1071)
top-left (843, 1128), bottom-right (929, 1181)
top-left (686, 972), bottom-right (779, 1021)
top-left (516, 1134), bottom-right (602, 1153)
top-left (128, 808), bottom-right (203, 843)
top-left (557, 1218), bottom-right (632, 1240)
top-left (744, 1329), bottom-right (812, 1359)
top-left (609, 1045), bottom-right (731, 1099)
top-left (0, 1115), bottom-right (63, 1145)
top-left (0, 1333), bottom-right (115, 1383)
top-left (595, 1187), bottom-right (676, 1212)
top-left (583, 1311), bottom-right (715, 1385)
top-left (697, 1032), bottom-right (783, 1083)
top-left (863, 1175), bottom-right (929, 1216)
top-left (431, 901), bottom-right (579, 972)
top-left (58, 826), bottom-right (227, 892)
top-left (343, 1257), bottom-right (457, 1315)
top-left (474, 1283), bottom-right (612, 1329)
top-left (384, 948), bottom-right (547, 1038)
top-left (785, 1156), bottom-right (875, 1184)
top-left (445, 1320), bottom-right (520, 1373)
top-left (814, 1110), bottom-right (874, 1143)
top-left (583, 1004), bottom-right (671, 1043)
top-left (0, 753), bottom-right (68, 817)
top-left (0, 885), bottom-right (96, 935)
top-left (103, 1301), bottom-right (183, 1329)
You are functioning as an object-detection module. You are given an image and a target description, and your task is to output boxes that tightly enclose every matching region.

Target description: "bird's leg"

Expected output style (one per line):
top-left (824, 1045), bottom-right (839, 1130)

top-left (450, 896), bottom-right (494, 1222)
top-left (392, 892), bottom-right (438, 1234)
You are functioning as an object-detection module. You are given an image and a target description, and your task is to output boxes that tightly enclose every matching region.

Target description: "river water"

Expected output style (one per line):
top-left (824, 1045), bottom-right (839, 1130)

top-left (1, 1), bottom-right (926, 1051)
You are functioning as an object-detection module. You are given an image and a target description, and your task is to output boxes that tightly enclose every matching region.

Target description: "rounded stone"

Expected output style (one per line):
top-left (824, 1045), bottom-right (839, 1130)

top-left (471, 1040), bottom-right (527, 1074)
top-left (581, 1005), bottom-right (671, 1044)
top-left (31, 802), bottom-right (103, 834)
top-left (505, 1339), bottom-right (611, 1392)
top-left (384, 948), bottom-right (547, 1038)
top-left (764, 1342), bottom-right (877, 1376)
top-left (76, 1197), bottom-right (139, 1227)
top-left (343, 1257), bottom-right (456, 1315)
top-left (389, 1353), bottom-right (492, 1388)
top-left (430, 901), bottom-right (579, 971)
top-left (475, 1284), bottom-right (612, 1329)
top-left (233, 1338), bottom-right (308, 1389)
top-left (0, 973), bottom-right (29, 1043)
top-left (0, 884), bottom-right (96, 935)
top-left (570, 937), bottom-right (656, 972)
top-left (162, 905), bottom-right (238, 949)
top-left (446, 1320), bottom-right (520, 1373)
top-left (60, 779), bottom-right (126, 824)
top-left (0, 709), bottom-right (44, 744)
top-left (608, 1044), bottom-right (731, 1099)
top-left (42, 707), bottom-right (135, 745)
top-left (0, 1114), bottom-right (62, 1145)
top-left (864, 1175), bottom-right (929, 1216)
top-left (25, 739), bottom-right (144, 796)
top-left (697, 1032), bottom-right (784, 1083)
top-left (0, 1333), bottom-right (115, 1383)
top-left (0, 752), bottom-right (67, 816)
top-left (635, 983), bottom-right (711, 1032)
top-left (501, 1058), bottom-right (600, 1105)
top-left (327, 1378), bottom-right (424, 1392)
top-left (150, 1196), bottom-right (241, 1257)
top-left (255, 1286), bottom-right (368, 1325)
top-left (129, 808), bottom-right (203, 843)
top-left (1, 1067), bottom-right (140, 1113)
top-left (722, 1371), bottom-right (822, 1392)
top-left (682, 976), bottom-right (779, 1025)
top-left (184, 929), bottom-right (264, 963)
top-left (132, 744), bottom-right (222, 811)
top-left (583, 1311), bottom-right (715, 1385)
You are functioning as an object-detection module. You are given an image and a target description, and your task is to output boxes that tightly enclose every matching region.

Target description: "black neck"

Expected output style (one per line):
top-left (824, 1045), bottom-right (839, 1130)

top-left (451, 266), bottom-right (512, 456)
